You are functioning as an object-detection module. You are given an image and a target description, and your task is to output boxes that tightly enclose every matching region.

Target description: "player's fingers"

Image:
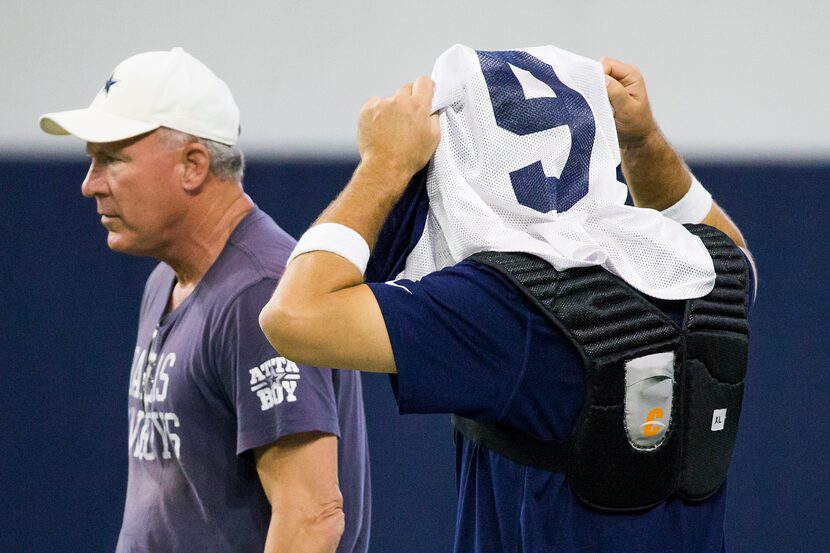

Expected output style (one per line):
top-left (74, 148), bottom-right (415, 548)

top-left (358, 97), bottom-right (384, 125)
top-left (604, 75), bottom-right (629, 110)
top-left (395, 82), bottom-right (414, 98)
top-left (599, 56), bottom-right (617, 75)
top-left (411, 76), bottom-right (435, 105)
top-left (360, 96), bottom-right (380, 112)
top-left (600, 57), bottom-right (640, 88)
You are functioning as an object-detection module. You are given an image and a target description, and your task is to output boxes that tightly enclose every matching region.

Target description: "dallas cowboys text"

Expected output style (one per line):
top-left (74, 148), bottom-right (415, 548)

top-left (128, 346), bottom-right (181, 461)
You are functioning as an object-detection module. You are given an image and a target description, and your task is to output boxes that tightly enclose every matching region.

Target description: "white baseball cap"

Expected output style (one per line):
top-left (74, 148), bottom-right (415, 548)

top-left (39, 47), bottom-right (240, 145)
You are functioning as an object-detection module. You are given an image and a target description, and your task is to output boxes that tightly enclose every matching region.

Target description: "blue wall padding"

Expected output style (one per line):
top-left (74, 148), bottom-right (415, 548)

top-left (0, 159), bottom-right (827, 552)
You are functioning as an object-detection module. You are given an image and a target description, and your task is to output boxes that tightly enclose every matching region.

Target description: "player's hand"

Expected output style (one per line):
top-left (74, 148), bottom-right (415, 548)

top-left (357, 76), bottom-right (440, 181)
top-left (600, 57), bottom-right (659, 149)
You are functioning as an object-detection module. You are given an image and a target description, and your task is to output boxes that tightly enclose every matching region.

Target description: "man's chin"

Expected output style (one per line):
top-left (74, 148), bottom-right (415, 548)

top-left (105, 232), bottom-right (143, 256)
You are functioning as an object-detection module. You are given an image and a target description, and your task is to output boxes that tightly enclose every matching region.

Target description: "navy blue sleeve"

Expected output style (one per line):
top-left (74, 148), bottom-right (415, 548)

top-left (367, 261), bottom-right (545, 422)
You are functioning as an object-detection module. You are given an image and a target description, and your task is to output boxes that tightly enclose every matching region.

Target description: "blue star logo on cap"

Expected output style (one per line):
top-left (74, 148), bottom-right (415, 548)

top-left (103, 74), bottom-right (119, 95)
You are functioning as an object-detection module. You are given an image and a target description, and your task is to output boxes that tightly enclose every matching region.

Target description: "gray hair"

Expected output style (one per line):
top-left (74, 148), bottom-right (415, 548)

top-left (158, 128), bottom-right (245, 182)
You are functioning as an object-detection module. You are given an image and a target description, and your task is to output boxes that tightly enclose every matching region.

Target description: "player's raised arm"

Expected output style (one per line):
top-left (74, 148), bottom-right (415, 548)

top-left (601, 57), bottom-right (747, 248)
top-left (259, 77), bottom-right (440, 373)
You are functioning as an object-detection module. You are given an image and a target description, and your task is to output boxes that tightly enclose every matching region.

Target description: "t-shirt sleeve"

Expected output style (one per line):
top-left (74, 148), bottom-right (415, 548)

top-left (367, 261), bottom-right (537, 423)
top-left (214, 279), bottom-right (341, 455)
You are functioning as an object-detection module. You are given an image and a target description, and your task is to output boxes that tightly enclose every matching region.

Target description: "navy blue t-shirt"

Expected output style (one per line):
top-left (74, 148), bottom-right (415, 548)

top-left (116, 207), bottom-right (370, 553)
top-left (368, 258), bottom-right (755, 553)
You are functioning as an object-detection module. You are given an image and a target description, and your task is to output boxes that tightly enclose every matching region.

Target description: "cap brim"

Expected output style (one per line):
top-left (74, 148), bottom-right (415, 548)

top-left (39, 109), bottom-right (160, 143)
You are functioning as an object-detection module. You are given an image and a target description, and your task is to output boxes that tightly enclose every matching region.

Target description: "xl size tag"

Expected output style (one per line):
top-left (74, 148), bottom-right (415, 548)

top-left (711, 409), bottom-right (727, 431)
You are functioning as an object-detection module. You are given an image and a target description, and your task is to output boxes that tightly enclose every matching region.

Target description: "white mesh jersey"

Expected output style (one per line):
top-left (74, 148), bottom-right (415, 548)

top-left (403, 44), bottom-right (715, 300)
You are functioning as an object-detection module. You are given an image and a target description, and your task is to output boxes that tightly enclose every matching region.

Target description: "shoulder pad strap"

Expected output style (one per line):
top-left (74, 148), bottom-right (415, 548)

top-left (468, 251), bottom-right (678, 360)
top-left (451, 414), bottom-right (569, 472)
top-left (683, 224), bottom-right (750, 335)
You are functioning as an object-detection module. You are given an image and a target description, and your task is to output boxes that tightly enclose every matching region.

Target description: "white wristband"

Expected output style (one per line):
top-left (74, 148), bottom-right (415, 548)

top-left (287, 223), bottom-right (371, 275)
top-left (661, 175), bottom-right (713, 224)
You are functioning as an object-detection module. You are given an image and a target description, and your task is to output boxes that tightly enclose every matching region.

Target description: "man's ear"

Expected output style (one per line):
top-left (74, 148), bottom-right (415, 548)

top-left (180, 141), bottom-right (211, 192)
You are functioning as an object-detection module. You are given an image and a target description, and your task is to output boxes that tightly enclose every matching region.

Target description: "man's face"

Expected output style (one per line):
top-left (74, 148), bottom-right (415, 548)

top-left (82, 130), bottom-right (187, 257)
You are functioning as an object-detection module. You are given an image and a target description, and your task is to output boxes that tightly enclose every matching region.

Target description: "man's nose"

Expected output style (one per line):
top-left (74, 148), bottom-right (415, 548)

top-left (81, 160), bottom-right (107, 198)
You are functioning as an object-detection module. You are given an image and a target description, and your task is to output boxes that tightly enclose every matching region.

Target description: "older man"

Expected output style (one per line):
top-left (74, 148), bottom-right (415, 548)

top-left (260, 45), bottom-right (755, 552)
top-left (39, 48), bottom-right (369, 553)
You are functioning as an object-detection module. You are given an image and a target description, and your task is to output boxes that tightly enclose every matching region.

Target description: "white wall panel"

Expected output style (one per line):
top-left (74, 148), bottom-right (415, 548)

top-left (2, 0), bottom-right (827, 159)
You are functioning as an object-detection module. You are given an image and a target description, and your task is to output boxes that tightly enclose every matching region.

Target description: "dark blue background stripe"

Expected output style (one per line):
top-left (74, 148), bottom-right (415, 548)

top-left (1, 159), bottom-right (827, 552)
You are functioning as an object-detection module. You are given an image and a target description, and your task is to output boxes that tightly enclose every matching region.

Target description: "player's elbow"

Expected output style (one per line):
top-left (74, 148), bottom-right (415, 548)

top-left (259, 298), bottom-right (313, 363)
top-left (259, 300), bottom-right (294, 354)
